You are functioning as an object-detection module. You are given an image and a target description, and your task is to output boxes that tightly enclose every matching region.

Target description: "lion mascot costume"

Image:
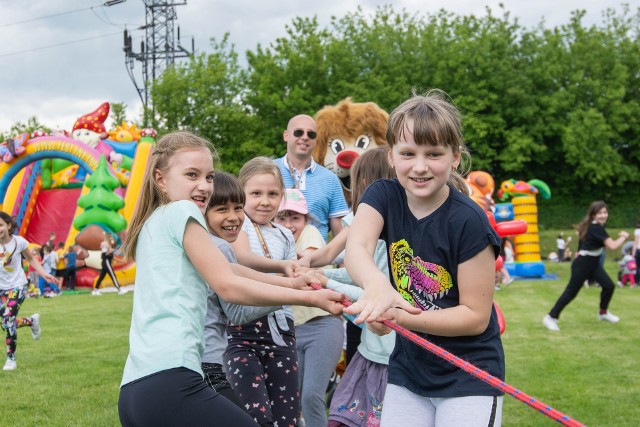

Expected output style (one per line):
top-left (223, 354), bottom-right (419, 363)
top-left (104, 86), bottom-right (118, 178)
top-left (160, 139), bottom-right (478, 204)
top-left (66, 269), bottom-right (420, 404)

top-left (313, 98), bottom-right (389, 205)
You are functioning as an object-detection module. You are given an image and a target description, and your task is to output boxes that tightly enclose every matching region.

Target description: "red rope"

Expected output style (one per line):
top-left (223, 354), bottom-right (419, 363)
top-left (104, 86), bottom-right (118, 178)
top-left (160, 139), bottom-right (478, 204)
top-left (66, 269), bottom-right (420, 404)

top-left (315, 283), bottom-right (587, 427)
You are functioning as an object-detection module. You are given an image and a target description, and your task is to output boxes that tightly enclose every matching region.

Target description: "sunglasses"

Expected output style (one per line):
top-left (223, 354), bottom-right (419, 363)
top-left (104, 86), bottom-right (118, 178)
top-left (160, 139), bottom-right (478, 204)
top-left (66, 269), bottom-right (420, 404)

top-left (293, 129), bottom-right (317, 139)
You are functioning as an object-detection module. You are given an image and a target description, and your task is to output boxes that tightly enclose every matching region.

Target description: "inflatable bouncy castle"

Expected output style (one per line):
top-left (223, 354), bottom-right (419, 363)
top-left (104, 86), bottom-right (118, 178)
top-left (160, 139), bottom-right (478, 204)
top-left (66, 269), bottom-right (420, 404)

top-left (0, 103), bottom-right (155, 288)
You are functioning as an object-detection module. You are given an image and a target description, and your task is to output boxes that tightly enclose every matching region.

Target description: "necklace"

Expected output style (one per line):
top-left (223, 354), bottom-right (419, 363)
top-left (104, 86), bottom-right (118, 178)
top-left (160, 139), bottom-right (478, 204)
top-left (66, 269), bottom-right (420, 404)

top-left (1, 237), bottom-right (17, 267)
top-left (286, 156), bottom-right (311, 190)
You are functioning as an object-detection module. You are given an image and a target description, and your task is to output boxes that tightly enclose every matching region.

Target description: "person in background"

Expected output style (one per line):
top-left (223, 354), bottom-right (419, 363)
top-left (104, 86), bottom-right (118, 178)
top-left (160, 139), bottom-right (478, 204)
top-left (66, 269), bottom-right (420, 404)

top-left (0, 211), bottom-right (56, 370)
top-left (274, 114), bottom-right (349, 242)
top-left (55, 242), bottom-right (67, 288)
top-left (633, 219), bottom-right (640, 285)
top-left (93, 232), bottom-right (126, 296)
top-left (64, 245), bottom-right (78, 291)
top-left (543, 201), bottom-right (629, 331)
top-left (38, 244), bottom-right (61, 297)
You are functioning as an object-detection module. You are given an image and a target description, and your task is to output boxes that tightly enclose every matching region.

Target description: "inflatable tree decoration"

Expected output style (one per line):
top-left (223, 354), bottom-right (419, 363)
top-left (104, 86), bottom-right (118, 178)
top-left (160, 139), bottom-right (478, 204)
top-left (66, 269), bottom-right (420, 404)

top-left (73, 155), bottom-right (127, 233)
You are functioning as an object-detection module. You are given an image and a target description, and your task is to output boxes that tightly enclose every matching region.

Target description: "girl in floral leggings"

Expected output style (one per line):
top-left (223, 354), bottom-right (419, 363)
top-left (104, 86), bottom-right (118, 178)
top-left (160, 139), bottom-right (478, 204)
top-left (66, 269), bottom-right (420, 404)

top-left (0, 212), bottom-right (56, 370)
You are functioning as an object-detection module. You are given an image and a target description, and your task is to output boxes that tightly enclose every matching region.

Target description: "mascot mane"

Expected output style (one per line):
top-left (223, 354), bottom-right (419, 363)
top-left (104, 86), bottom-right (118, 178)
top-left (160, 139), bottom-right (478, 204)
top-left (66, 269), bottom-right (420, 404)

top-left (313, 97), bottom-right (389, 164)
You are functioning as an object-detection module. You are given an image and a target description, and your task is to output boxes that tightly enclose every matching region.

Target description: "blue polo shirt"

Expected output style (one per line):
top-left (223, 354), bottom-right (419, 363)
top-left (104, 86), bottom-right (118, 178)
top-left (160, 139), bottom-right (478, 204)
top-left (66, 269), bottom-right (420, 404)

top-left (275, 155), bottom-right (349, 241)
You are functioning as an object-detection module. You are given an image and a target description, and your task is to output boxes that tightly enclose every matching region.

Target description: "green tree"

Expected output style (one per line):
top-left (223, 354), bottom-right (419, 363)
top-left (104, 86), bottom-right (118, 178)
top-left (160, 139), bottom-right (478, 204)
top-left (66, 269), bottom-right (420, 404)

top-left (73, 155), bottom-right (126, 233)
top-left (151, 34), bottom-right (259, 173)
top-left (148, 4), bottom-right (640, 211)
top-left (109, 102), bottom-right (129, 128)
top-left (1, 116), bottom-right (51, 140)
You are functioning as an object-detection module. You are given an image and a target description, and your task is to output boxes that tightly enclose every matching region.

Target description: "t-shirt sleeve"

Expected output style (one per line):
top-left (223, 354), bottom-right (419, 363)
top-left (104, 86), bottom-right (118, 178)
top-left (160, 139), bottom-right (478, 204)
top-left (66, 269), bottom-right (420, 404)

top-left (163, 200), bottom-right (208, 248)
top-left (328, 174), bottom-right (349, 218)
top-left (457, 212), bottom-right (501, 264)
top-left (16, 236), bottom-right (29, 254)
top-left (297, 225), bottom-right (325, 252)
top-left (359, 179), bottom-right (388, 218)
top-left (591, 224), bottom-right (609, 245)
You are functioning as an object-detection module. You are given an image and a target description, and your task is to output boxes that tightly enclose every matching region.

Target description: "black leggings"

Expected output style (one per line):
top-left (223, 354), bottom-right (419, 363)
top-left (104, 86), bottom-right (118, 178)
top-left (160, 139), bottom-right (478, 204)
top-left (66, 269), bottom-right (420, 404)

top-left (95, 254), bottom-right (120, 290)
top-left (549, 254), bottom-right (615, 319)
top-left (118, 367), bottom-right (258, 427)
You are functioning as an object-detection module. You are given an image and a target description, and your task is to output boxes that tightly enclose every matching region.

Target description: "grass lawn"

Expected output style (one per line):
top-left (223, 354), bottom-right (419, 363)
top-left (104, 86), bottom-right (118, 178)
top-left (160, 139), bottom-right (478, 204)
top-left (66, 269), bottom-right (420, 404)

top-left (1, 259), bottom-right (639, 426)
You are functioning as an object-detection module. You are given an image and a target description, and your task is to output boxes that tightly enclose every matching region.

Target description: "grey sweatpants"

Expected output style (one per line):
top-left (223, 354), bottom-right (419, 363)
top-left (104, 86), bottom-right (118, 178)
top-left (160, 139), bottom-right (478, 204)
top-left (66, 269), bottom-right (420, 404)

top-left (381, 383), bottom-right (503, 427)
top-left (296, 315), bottom-right (344, 427)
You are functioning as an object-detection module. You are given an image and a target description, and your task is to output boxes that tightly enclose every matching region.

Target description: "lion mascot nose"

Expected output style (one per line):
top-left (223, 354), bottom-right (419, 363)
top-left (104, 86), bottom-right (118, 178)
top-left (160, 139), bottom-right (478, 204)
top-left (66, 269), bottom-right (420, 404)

top-left (336, 150), bottom-right (359, 169)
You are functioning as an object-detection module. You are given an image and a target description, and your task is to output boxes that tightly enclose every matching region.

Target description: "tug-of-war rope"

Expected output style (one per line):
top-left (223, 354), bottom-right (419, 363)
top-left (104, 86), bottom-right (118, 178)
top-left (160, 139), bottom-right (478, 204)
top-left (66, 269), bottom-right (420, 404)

top-left (311, 283), bottom-right (587, 427)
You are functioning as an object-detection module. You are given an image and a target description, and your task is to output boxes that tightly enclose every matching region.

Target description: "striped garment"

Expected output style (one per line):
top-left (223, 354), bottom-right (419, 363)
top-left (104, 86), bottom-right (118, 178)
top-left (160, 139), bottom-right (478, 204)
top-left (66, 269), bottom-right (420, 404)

top-left (275, 155), bottom-right (349, 242)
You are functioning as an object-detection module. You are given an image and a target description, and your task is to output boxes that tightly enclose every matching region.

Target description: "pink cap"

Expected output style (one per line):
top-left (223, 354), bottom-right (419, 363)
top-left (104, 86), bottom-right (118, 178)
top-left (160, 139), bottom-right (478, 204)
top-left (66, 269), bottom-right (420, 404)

top-left (279, 188), bottom-right (308, 215)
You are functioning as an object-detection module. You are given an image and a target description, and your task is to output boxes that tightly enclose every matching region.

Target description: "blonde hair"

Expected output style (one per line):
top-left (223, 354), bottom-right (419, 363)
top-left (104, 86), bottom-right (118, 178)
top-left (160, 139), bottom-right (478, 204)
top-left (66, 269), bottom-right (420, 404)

top-left (387, 90), bottom-right (470, 193)
top-left (238, 157), bottom-right (285, 191)
top-left (124, 131), bottom-right (218, 260)
top-left (351, 147), bottom-right (396, 213)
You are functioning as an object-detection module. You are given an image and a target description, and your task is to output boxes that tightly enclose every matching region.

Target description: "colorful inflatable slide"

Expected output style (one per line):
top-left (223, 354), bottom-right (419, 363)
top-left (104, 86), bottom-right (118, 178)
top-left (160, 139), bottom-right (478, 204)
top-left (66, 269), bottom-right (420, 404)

top-left (0, 103), bottom-right (155, 288)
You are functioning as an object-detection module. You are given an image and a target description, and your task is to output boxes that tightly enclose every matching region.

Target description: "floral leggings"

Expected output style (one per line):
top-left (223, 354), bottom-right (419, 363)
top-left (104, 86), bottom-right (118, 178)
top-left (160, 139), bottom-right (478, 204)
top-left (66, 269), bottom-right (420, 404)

top-left (1, 285), bottom-right (32, 360)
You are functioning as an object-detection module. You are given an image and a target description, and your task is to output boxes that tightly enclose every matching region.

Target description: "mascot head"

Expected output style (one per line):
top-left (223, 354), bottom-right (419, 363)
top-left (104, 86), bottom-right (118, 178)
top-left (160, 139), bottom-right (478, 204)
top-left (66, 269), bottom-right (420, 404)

top-left (313, 98), bottom-right (388, 198)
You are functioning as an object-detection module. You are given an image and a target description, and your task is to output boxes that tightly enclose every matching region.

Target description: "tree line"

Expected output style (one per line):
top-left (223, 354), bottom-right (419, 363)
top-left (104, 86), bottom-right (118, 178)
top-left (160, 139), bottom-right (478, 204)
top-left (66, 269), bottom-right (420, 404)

top-left (4, 5), bottom-right (639, 226)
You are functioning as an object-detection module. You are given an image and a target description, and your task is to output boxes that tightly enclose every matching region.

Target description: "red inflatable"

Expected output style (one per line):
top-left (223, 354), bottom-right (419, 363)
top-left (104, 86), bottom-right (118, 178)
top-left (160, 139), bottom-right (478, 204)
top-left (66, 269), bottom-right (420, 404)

top-left (494, 301), bottom-right (506, 335)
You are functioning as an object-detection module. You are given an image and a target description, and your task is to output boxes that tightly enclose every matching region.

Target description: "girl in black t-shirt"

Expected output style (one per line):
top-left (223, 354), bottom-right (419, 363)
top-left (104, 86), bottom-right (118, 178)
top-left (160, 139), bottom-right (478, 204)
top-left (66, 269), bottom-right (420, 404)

top-left (344, 92), bottom-right (505, 426)
top-left (543, 201), bottom-right (629, 331)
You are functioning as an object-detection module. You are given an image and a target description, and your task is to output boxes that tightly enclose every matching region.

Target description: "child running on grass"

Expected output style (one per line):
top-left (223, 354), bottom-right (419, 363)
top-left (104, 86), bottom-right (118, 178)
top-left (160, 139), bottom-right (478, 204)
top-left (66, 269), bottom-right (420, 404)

top-left (543, 201), bottom-right (629, 331)
top-left (118, 131), bottom-right (344, 427)
top-left (343, 92), bottom-right (505, 426)
top-left (0, 212), bottom-right (56, 370)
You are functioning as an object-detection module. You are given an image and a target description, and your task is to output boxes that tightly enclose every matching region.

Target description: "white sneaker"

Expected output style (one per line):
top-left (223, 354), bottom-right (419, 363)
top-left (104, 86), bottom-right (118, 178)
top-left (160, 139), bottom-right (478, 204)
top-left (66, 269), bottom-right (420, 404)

top-left (3, 358), bottom-right (16, 371)
top-left (598, 311), bottom-right (620, 323)
top-left (617, 281), bottom-right (624, 287)
top-left (117, 288), bottom-right (128, 295)
top-left (543, 314), bottom-right (560, 331)
top-left (30, 313), bottom-right (41, 340)
top-left (91, 289), bottom-right (102, 296)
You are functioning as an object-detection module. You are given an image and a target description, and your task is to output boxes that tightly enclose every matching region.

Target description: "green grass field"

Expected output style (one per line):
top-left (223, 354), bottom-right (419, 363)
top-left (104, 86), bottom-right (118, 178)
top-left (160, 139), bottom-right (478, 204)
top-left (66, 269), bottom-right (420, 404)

top-left (1, 258), bottom-right (639, 426)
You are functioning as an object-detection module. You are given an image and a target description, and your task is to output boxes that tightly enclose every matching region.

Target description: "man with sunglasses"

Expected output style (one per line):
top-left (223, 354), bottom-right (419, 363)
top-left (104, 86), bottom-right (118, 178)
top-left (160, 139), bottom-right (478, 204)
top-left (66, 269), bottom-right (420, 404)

top-left (276, 114), bottom-right (349, 242)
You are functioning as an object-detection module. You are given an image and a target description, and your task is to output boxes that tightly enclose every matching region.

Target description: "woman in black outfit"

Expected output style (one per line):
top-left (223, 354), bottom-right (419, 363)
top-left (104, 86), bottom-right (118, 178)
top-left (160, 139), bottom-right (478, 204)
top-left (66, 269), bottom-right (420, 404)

top-left (543, 201), bottom-right (629, 331)
top-left (93, 232), bottom-right (126, 295)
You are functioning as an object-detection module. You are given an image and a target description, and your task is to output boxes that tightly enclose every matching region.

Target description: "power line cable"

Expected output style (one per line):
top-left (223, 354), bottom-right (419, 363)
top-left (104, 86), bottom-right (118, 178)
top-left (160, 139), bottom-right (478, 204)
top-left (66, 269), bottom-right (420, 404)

top-left (0, 3), bottom-right (103, 29)
top-left (0, 31), bottom-right (122, 58)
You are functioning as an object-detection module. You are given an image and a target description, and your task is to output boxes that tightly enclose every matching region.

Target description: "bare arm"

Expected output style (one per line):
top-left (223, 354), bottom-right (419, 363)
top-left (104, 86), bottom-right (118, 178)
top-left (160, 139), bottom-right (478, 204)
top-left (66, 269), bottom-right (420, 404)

top-left (22, 249), bottom-right (56, 283)
top-left (231, 229), bottom-right (298, 276)
top-left (299, 226), bottom-right (349, 268)
top-left (604, 230), bottom-right (629, 251)
top-left (229, 263), bottom-right (312, 290)
top-left (343, 204), bottom-right (420, 324)
top-left (329, 216), bottom-right (344, 240)
top-left (184, 221), bottom-right (344, 313)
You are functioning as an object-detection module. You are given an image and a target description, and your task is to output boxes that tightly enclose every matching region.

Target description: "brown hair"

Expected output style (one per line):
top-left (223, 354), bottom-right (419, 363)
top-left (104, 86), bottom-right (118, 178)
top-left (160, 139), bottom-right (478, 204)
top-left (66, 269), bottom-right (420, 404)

top-left (386, 90), bottom-right (470, 193)
top-left (123, 131), bottom-right (218, 260)
top-left (0, 212), bottom-right (16, 234)
top-left (209, 171), bottom-right (245, 208)
top-left (350, 147), bottom-right (396, 213)
top-left (238, 157), bottom-right (284, 191)
top-left (577, 200), bottom-right (608, 240)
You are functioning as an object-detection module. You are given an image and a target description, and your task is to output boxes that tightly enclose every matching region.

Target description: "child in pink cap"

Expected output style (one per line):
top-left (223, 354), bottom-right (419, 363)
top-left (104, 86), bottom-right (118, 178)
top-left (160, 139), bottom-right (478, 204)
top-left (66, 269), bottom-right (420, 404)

top-left (275, 188), bottom-right (324, 259)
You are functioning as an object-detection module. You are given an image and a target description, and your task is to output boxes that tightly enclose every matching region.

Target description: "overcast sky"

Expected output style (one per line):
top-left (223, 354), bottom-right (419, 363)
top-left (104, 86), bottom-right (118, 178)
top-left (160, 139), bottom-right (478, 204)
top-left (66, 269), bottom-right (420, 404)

top-left (0, 0), bottom-right (630, 132)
